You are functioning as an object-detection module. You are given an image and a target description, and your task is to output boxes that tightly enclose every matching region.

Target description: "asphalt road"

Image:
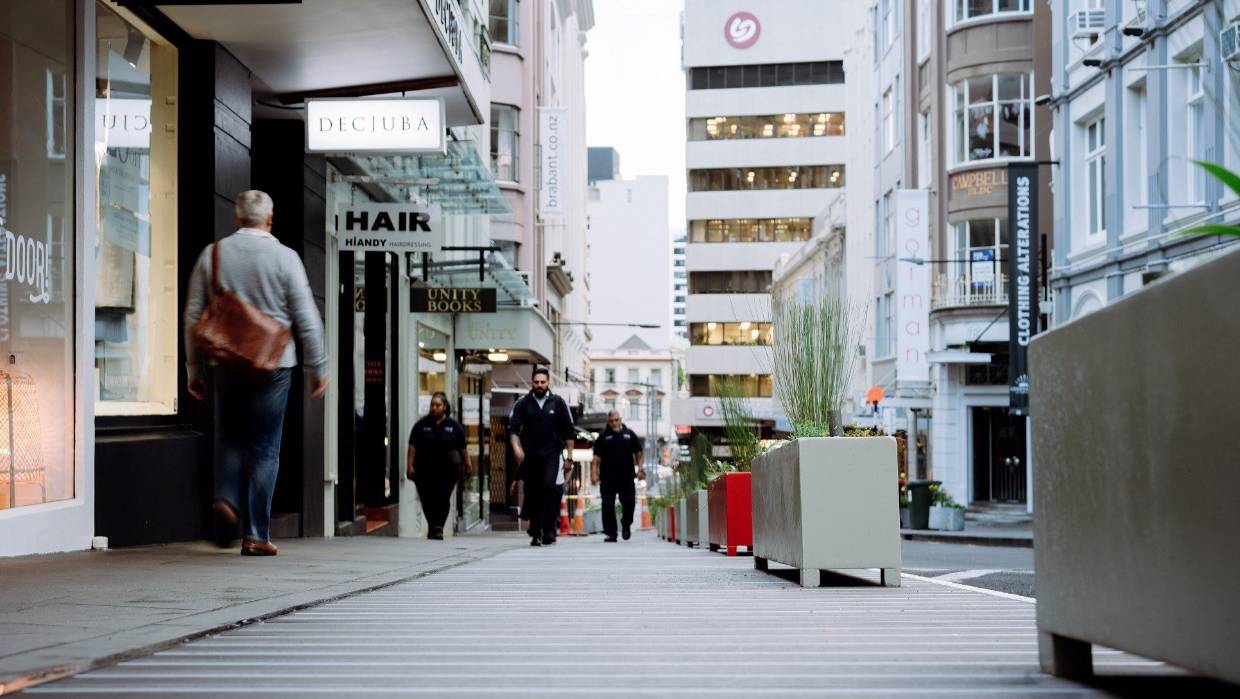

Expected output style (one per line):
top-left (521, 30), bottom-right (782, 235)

top-left (901, 540), bottom-right (1035, 598)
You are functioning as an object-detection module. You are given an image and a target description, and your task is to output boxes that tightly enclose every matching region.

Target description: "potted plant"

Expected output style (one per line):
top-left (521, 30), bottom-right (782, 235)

top-left (751, 292), bottom-right (902, 587)
top-left (927, 484), bottom-right (965, 531)
top-left (706, 382), bottom-right (759, 556)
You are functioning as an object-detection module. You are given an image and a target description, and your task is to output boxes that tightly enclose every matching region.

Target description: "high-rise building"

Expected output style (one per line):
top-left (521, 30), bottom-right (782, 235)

top-left (671, 232), bottom-right (688, 340)
top-left (674, 0), bottom-right (851, 440)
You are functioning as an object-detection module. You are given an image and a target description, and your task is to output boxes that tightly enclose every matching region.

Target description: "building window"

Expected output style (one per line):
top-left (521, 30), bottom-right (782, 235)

top-left (951, 0), bottom-right (1031, 25)
top-left (488, 0), bottom-right (518, 45)
top-left (688, 218), bottom-right (813, 243)
top-left (876, 293), bottom-right (894, 358)
top-left (652, 398), bottom-right (663, 420)
top-left (876, 191), bottom-right (894, 257)
top-left (688, 271), bottom-right (772, 295)
top-left (951, 73), bottom-right (1032, 165)
top-left (650, 368), bottom-right (662, 387)
top-left (1084, 116), bottom-right (1106, 237)
top-left (627, 368), bottom-right (640, 385)
top-left (917, 111), bottom-right (932, 188)
top-left (490, 104), bottom-right (519, 182)
top-left (688, 375), bottom-right (773, 398)
top-left (951, 218), bottom-right (1009, 300)
top-left (1125, 85), bottom-right (1147, 230)
top-left (882, 87), bottom-right (895, 153)
top-left (688, 112), bottom-right (844, 140)
top-left (628, 400), bottom-right (640, 421)
top-left (1186, 60), bottom-right (1205, 203)
top-left (690, 322), bottom-right (773, 346)
top-left (605, 368), bottom-right (616, 384)
top-left (605, 397), bottom-right (617, 412)
top-left (1, 0), bottom-right (76, 509)
top-left (916, 0), bottom-right (930, 61)
top-left (688, 61), bottom-right (844, 90)
top-left (95, 3), bottom-right (180, 417)
top-left (881, 0), bottom-right (896, 49)
top-left (688, 165), bottom-right (845, 192)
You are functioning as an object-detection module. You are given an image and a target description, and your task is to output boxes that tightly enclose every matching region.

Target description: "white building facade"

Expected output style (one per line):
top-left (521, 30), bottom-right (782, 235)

top-left (590, 339), bottom-right (676, 451)
top-left (1048, 0), bottom-right (1240, 323)
top-left (674, 0), bottom-right (853, 439)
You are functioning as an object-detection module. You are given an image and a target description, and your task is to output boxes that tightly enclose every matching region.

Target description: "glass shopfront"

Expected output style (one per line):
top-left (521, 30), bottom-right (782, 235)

top-left (93, 2), bottom-right (178, 415)
top-left (0, 0), bottom-right (77, 510)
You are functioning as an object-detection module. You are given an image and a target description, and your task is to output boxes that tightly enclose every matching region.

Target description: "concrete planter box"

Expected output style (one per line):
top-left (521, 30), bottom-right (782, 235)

top-left (1030, 249), bottom-right (1240, 684)
top-left (928, 506), bottom-right (964, 531)
top-left (675, 498), bottom-right (687, 544)
top-left (682, 490), bottom-right (709, 548)
top-left (584, 508), bottom-right (602, 535)
top-left (708, 471), bottom-right (753, 556)
top-left (899, 507), bottom-right (911, 530)
top-left (751, 437), bottom-right (902, 587)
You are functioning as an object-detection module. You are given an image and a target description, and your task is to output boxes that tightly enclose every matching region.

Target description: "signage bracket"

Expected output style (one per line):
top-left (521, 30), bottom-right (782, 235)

top-left (440, 246), bottom-right (500, 282)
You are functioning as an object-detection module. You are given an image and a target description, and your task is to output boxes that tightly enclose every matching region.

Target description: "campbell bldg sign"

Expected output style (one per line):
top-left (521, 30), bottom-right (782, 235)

top-left (306, 98), bottom-right (445, 153)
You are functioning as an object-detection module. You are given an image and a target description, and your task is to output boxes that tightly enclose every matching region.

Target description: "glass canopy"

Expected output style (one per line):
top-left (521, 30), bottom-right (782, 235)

top-left (346, 139), bottom-right (511, 216)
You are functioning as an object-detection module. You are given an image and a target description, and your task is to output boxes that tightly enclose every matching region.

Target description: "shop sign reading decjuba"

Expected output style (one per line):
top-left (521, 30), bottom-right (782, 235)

top-left (335, 203), bottom-right (444, 252)
top-left (411, 287), bottom-right (496, 313)
top-left (1006, 163), bottom-right (1039, 416)
top-left (306, 98), bottom-right (444, 153)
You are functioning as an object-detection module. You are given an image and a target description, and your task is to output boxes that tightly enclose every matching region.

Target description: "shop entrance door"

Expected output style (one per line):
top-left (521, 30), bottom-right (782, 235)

top-left (970, 407), bottom-right (1027, 504)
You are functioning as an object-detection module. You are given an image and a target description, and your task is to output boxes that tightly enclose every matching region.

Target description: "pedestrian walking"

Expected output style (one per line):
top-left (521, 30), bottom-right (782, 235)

top-left (591, 411), bottom-right (644, 542)
top-left (406, 391), bottom-right (471, 540)
top-left (184, 190), bottom-right (328, 557)
top-left (508, 367), bottom-right (575, 546)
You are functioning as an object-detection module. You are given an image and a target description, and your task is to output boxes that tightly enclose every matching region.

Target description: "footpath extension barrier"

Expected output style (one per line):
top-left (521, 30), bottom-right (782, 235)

top-left (682, 490), bottom-right (709, 548)
top-left (752, 437), bottom-right (902, 588)
top-left (708, 471), bottom-right (752, 556)
top-left (1030, 248), bottom-right (1240, 685)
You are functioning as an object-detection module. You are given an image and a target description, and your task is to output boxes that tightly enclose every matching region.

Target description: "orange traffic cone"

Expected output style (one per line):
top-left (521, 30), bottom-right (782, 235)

top-left (640, 496), bottom-right (653, 529)
top-left (572, 495), bottom-right (585, 535)
top-left (559, 499), bottom-right (570, 535)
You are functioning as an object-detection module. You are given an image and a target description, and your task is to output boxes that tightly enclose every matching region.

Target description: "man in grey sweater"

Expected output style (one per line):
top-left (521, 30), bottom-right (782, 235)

top-left (184, 190), bottom-right (328, 556)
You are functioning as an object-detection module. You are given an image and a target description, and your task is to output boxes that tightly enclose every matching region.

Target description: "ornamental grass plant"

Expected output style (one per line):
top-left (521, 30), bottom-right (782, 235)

top-left (718, 377), bottom-right (761, 471)
top-left (771, 291), bottom-right (865, 438)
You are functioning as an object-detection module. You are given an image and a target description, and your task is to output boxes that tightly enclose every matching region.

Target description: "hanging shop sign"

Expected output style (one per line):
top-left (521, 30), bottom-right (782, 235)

top-left (894, 189), bottom-right (931, 382)
top-left (1006, 163), bottom-right (1039, 416)
top-left (306, 98), bottom-right (445, 154)
top-left (411, 287), bottom-right (497, 313)
top-left (424, 0), bottom-right (464, 65)
top-left (538, 107), bottom-right (566, 220)
top-left (335, 203), bottom-right (443, 252)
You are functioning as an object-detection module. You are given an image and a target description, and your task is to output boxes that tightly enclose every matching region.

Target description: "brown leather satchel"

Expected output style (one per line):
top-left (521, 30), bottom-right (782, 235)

top-left (191, 240), bottom-right (292, 379)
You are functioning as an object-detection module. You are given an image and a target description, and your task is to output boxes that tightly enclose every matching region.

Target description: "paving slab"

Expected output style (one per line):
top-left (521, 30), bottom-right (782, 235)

top-left (17, 532), bottom-right (1233, 698)
top-left (0, 536), bottom-right (521, 694)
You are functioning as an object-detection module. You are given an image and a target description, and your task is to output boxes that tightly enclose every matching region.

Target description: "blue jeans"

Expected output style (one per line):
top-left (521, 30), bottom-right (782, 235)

top-left (214, 368), bottom-right (291, 542)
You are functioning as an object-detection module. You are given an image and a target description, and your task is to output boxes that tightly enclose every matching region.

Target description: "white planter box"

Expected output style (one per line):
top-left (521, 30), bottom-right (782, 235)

top-left (900, 507), bottom-right (911, 530)
top-left (584, 508), bottom-right (602, 534)
top-left (683, 490), bottom-right (709, 548)
top-left (928, 506), bottom-right (965, 531)
top-left (752, 437), bottom-right (902, 587)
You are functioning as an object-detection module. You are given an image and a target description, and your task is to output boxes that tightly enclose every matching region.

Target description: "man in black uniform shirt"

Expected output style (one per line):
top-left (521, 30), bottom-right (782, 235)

top-left (591, 411), bottom-right (644, 542)
top-left (508, 367), bottom-right (575, 546)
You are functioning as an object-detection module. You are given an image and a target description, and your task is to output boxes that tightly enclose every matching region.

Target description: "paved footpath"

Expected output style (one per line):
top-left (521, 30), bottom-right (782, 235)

top-left (16, 532), bottom-right (1225, 698)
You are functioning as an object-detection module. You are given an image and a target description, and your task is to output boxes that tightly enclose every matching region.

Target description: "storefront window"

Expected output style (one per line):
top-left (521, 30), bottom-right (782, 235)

top-left (94, 3), bottom-right (179, 415)
top-left (688, 375), bottom-right (773, 398)
top-left (0, 0), bottom-right (76, 509)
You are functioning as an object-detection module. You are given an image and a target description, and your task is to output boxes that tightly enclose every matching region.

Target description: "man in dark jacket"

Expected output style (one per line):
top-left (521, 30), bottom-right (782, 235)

top-left (509, 367), bottom-right (575, 546)
top-left (591, 411), bottom-right (644, 542)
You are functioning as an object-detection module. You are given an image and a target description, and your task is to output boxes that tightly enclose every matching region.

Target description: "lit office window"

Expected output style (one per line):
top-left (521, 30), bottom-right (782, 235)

top-left (689, 218), bottom-right (812, 243)
top-left (688, 166), bottom-right (844, 192)
top-left (689, 322), bottom-right (773, 346)
top-left (688, 375), bottom-right (773, 398)
top-left (688, 113), bottom-right (844, 140)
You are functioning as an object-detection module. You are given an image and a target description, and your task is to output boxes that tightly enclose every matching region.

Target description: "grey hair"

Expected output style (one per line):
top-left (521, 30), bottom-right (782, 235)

top-left (607, 410), bottom-right (621, 419)
top-left (235, 190), bottom-right (274, 227)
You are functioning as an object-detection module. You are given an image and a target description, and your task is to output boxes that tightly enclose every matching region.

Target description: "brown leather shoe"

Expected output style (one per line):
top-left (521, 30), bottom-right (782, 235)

top-left (240, 537), bottom-right (278, 556)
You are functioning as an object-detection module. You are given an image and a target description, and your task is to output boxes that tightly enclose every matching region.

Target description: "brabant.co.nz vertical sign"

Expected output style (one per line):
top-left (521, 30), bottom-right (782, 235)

top-left (1006, 163), bottom-right (1039, 416)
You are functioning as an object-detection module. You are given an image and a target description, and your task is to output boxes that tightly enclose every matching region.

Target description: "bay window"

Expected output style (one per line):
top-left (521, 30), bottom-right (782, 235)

top-left (490, 104), bottom-right (519, 182)
top-left (951, 73), bottom-right (1032, 165)
top-left (952, 0), bottom-right (1031, 25)
top-left (489, 0), bottom-right (518, 46)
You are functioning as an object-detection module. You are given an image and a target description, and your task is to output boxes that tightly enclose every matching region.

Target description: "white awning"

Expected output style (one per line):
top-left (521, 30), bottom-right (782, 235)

top-left (926, 350), bottom-right (993, 365)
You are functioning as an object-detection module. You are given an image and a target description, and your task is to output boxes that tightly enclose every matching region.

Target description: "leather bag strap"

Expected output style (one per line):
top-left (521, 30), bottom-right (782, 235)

top-left (210, 239), bottom-right (223, 296)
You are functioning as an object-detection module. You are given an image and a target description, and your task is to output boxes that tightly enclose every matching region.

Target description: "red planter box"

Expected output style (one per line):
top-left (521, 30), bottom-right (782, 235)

top-left (668, 505), bottom-right (677, 543)
top-left (707, 471), bottom-right (752, 556)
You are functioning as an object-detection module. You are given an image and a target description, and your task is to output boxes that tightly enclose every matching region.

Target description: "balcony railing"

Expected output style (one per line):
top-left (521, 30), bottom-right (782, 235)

top-left (931, 273), bottom-right (1009, 310)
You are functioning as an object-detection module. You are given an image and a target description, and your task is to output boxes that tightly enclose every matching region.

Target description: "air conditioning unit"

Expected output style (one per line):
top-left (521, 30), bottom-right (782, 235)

top-left (1222, 20), bottom-right (1240, 62)
top-left (1070, 9), bottom-right (1107, 40)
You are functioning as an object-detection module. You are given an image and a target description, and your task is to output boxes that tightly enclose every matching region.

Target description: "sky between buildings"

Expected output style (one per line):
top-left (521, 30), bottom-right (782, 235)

top-left (585, 0), bottom-right (686, 230)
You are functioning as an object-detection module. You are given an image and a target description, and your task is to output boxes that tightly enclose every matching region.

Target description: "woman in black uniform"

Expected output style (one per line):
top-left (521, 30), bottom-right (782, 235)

top-left (406, 392), bottom-right (472, 540)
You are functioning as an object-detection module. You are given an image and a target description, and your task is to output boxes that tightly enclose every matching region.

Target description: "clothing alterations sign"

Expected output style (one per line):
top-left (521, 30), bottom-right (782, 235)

top-left (1006, 163), bottom-right (1039, 416)
top-left (334, 203), bottom-right (443, 252)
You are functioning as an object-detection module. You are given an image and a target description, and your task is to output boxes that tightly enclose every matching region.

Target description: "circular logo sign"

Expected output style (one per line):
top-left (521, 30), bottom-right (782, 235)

top-left (724, 11), bottom-right (761, 49)
top-left (702, 405), bottom-right (716, 418)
